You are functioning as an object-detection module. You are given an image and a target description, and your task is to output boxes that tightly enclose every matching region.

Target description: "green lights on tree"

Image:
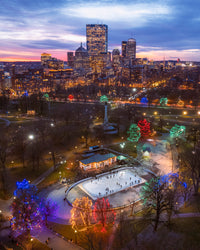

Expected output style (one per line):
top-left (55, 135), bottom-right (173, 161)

top-left (170, 124), bottom-right (186, 139)
top-left (43, 93), bottom-right (49, 101)
top-left (160, 97), bottom-right (168, 106)
top-left (100, 95), bottom-right (108, 103)
top-left (127, 124), bottom-right (141, 142)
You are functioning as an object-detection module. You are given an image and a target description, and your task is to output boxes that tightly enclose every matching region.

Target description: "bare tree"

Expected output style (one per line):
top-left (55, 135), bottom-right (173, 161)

top-left (12, 127), bottom-right (27, 168)
top-left (180, 145), bottom-right (200, 195)
top-left (0, 127), bottom-right (9, 191)
top-left (141, 174), bottom-right (180, 231)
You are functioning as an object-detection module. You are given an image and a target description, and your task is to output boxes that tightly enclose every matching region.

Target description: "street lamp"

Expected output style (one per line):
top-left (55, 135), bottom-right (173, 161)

top-left (183, 111), bottom-right (187, 115)
top-left (74, 230), bottom-right (77, 243)
top-left (28, 134), bottom-right (34, 140)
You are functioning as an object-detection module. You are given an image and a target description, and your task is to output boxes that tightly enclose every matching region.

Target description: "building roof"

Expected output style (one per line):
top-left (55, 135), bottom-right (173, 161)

top-left (76, 43), bottom-right (87, 53)
top-left (80, 153), bottom-right (116, 165)
top-left (128, 38), bottom-right (136, 42)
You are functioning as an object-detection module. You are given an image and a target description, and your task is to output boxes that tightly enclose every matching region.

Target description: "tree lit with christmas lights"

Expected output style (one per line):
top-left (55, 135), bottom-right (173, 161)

top-left (11, 179), bottom-right (42, 236)
top-left (127, 124), bottom-right (141, 142)
top-left (100, 95), bottom-right (108, 103)
top-left (170, 124), bottom-right (186, 139)
top-left (93, 198), bottom-right (116, 232)
top-left (160, 97), bottom-right (168, 106)
top-left (70, 197), bottom-right (93, 230)
top-left (137, 119), bottom-right (151, 137)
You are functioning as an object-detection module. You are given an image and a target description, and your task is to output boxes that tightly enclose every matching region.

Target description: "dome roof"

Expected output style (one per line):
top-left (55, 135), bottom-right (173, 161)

top-left (76, 43), bottom-right (87, 53)
top-left (112, 49), bottom-right (120, 55)
top-left (128, 38), bottom-right (136, 42)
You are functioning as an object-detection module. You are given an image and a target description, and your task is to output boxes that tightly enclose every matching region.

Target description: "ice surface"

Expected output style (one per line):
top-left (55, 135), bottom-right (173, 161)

top-left (79, 168), bottom-right (145, 200)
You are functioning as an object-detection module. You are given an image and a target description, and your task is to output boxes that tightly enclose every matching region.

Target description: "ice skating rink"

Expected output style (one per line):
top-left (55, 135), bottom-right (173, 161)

top-left (79, 168), bottom-right (146, 200)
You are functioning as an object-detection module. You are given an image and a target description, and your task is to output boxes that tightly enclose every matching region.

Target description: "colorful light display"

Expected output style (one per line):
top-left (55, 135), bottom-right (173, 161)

top-left (170, 124), bottom-right (186, 139)
top-left (140, 97), bottom-right (148, 104)
top-left (160, 97), bottom-right (168, 106)
top-left (11, 179), bottom-right (42, 236)
top-left (127, 124), bottom-right (141, 142)
top-left (68, 94), bottom-right (74, 101)
top-left (137, 119), bottom-right (151, 137)
top-left (100, 95), bottom-right (108, 103)
top-left (43, 93), bottom-right (49, 101)
top-left (11, 179), bottom-right (57, 236)
top-left (70, 197), bottom-right (93, 230)
top-left (93, 198), bottom-right (116, 232)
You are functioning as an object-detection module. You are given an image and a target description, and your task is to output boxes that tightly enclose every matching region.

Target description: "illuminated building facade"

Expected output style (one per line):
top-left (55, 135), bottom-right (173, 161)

top-left (121, 41), bottom-right (127, 57)
top-left (86, 24), bottom-right (108, 56)
top-left (41, 53), bottom-right (52, 66)
top-left (67, 52), bottom-right (74, 68)
top-left (126, 38), bottom-right (136, 64)
top-left (74, 43), bottom-right (90, 71)
top-left (112, 49), bottom-right (120, 69)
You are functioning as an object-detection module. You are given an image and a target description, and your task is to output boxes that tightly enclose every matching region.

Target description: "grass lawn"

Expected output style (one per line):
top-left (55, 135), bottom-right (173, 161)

top-left (179, 194), bottom-right (200, 213)
top-left (31, 238), bottom-right (51, 250)
top-left (109, 142), bottom-right (137, 157)
top-left (9, 161), bottom-right (51, 183)
top-left (170, 217), bottom-right (200, 249)
top-left (112, 217), bottom-right (148, 249)
top-left (48, 222), bottom-right (75, 241)
top-left (0, 237), bottom-right (50, 250)
top-left (38, 162), bottom-right (76, 189)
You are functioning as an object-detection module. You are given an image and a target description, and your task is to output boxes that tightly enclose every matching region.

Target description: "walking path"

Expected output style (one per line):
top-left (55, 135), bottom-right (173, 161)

top-left (0, 117), bottom-right (10, 126)
top-left (34, 228), bottom-right (83, 250)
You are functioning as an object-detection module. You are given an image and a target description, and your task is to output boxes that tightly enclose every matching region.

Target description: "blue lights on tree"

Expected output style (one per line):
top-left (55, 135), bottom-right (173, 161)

top-left (140, 97), bottom-right (148, 104)
top-left (22, 90), bottom-right (28, 97)
top-left (11, 179), bottom-right (57, 236)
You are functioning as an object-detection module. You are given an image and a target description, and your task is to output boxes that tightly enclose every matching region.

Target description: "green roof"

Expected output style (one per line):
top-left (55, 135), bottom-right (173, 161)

top-left (117, 155), bottom-right (127, 160)
top-left (80, 153), bottom-right (116, 165)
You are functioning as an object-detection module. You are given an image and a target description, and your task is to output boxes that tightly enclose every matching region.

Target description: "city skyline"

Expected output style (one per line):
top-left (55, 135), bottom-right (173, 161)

top-left (0, 0), bottom-right (200, 62)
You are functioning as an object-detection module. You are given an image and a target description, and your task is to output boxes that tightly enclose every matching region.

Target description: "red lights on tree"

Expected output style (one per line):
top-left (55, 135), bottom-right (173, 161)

top-left (68, 94), bottom-right (74, 101)
top-left (137, 119), bottom-right (151, 137)
top-left (93, 198), bottom-right (116, 233)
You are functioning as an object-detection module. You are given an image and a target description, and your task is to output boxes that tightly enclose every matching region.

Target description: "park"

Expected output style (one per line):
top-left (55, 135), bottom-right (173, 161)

top-left (0, 97), bottom-right (200, 249)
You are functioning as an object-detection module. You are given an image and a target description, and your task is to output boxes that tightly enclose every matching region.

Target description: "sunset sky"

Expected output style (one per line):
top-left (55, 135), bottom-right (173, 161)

top-left (0, 0), bottom-right (200, 62)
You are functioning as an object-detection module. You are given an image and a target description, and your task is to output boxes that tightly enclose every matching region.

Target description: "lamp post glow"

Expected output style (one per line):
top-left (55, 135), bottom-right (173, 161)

top-left (183, 111), bottom-right (187, 115)
top-left (74, 230), bottom-right (77, 243)
top-left (28, 134), bottom-right (34, 140)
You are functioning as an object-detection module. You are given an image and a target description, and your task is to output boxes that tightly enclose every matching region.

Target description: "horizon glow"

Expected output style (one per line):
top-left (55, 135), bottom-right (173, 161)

top-left (0, 0), bottom-right (200, 62)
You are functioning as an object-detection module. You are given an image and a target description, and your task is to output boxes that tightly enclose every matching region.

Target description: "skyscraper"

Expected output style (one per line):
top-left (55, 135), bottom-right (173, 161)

top-left (67, 52), bottom-right (74, 68)
top-left (86, 24), bottom-right (108, 56)
top-left (41, 53), bottom-right (51, 66)
top-left (121, 41), bottom-right (127, 57)
top-left (126, 38), bottom-right (136, 62)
